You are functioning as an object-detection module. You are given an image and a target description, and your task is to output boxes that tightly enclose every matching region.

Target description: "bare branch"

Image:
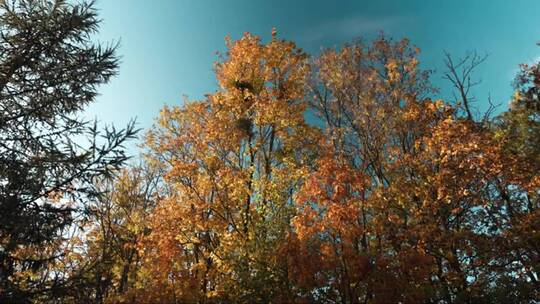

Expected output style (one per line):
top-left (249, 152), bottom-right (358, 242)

top-left (443, 51), bottom-right (488, 121)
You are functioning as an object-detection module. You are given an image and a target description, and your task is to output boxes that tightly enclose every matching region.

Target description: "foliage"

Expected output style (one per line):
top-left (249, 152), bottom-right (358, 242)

top-left (97, 32), bottom-right (538, 303)
top-left (1, 2), bottom-right (539, 302)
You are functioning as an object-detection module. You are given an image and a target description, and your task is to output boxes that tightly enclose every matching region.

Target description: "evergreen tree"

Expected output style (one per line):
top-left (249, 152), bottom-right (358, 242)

top-left (0, 0), bottom-right (136, 302)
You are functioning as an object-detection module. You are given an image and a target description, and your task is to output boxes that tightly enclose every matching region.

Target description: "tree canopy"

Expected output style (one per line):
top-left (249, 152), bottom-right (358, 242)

top-left (0, 1), bottom-right (539, 303)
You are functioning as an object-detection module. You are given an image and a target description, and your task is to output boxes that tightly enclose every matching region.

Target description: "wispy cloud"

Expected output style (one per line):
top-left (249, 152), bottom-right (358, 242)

top-left (301, 14), bottom-right (408, 44)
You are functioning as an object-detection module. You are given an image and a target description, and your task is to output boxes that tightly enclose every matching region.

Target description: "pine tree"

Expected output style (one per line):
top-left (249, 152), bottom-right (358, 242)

top-left (0, 1), bottom-right (136, 302)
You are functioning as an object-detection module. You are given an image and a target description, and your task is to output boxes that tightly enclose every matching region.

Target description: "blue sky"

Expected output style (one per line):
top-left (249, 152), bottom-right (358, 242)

top-left (88, 0), bottom-right (540, 152)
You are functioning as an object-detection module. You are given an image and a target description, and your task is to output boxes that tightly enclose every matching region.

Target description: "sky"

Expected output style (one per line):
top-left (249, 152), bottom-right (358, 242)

top-left (88, 0), bottom-right (540, 153)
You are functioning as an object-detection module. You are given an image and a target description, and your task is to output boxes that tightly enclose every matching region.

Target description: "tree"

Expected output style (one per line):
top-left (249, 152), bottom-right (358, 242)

top-left (294, 35), bottom-right (540, 303)
top-left (292, 36), bottom-right (440, 303)
top-left (139, 30), bottom-right (320, 303)
top-left (488, 57), bottom-right (540, 301)
top-left (0, 1), bottom-right (136, 302)
top-left (75, 164), bottom-right (161, 304)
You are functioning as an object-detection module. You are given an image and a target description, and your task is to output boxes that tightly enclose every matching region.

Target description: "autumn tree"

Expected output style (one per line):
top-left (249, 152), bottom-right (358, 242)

top-left (293, 35), bottom-right (540, 303)
top-left (139, 31), bottom-right (319, 303)
top-left (290, 36), bottom-right (438, 303)
top-left (487, 58), bottom-right (540, 301)
top-left (64, 164), bottom-right (161, 304)
top-left (0, 1), bottom-right (136, 302)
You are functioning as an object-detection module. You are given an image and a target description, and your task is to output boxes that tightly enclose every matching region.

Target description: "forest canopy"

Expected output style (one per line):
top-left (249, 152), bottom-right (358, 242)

top-left (0, 1), bottom-right (539, 303)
